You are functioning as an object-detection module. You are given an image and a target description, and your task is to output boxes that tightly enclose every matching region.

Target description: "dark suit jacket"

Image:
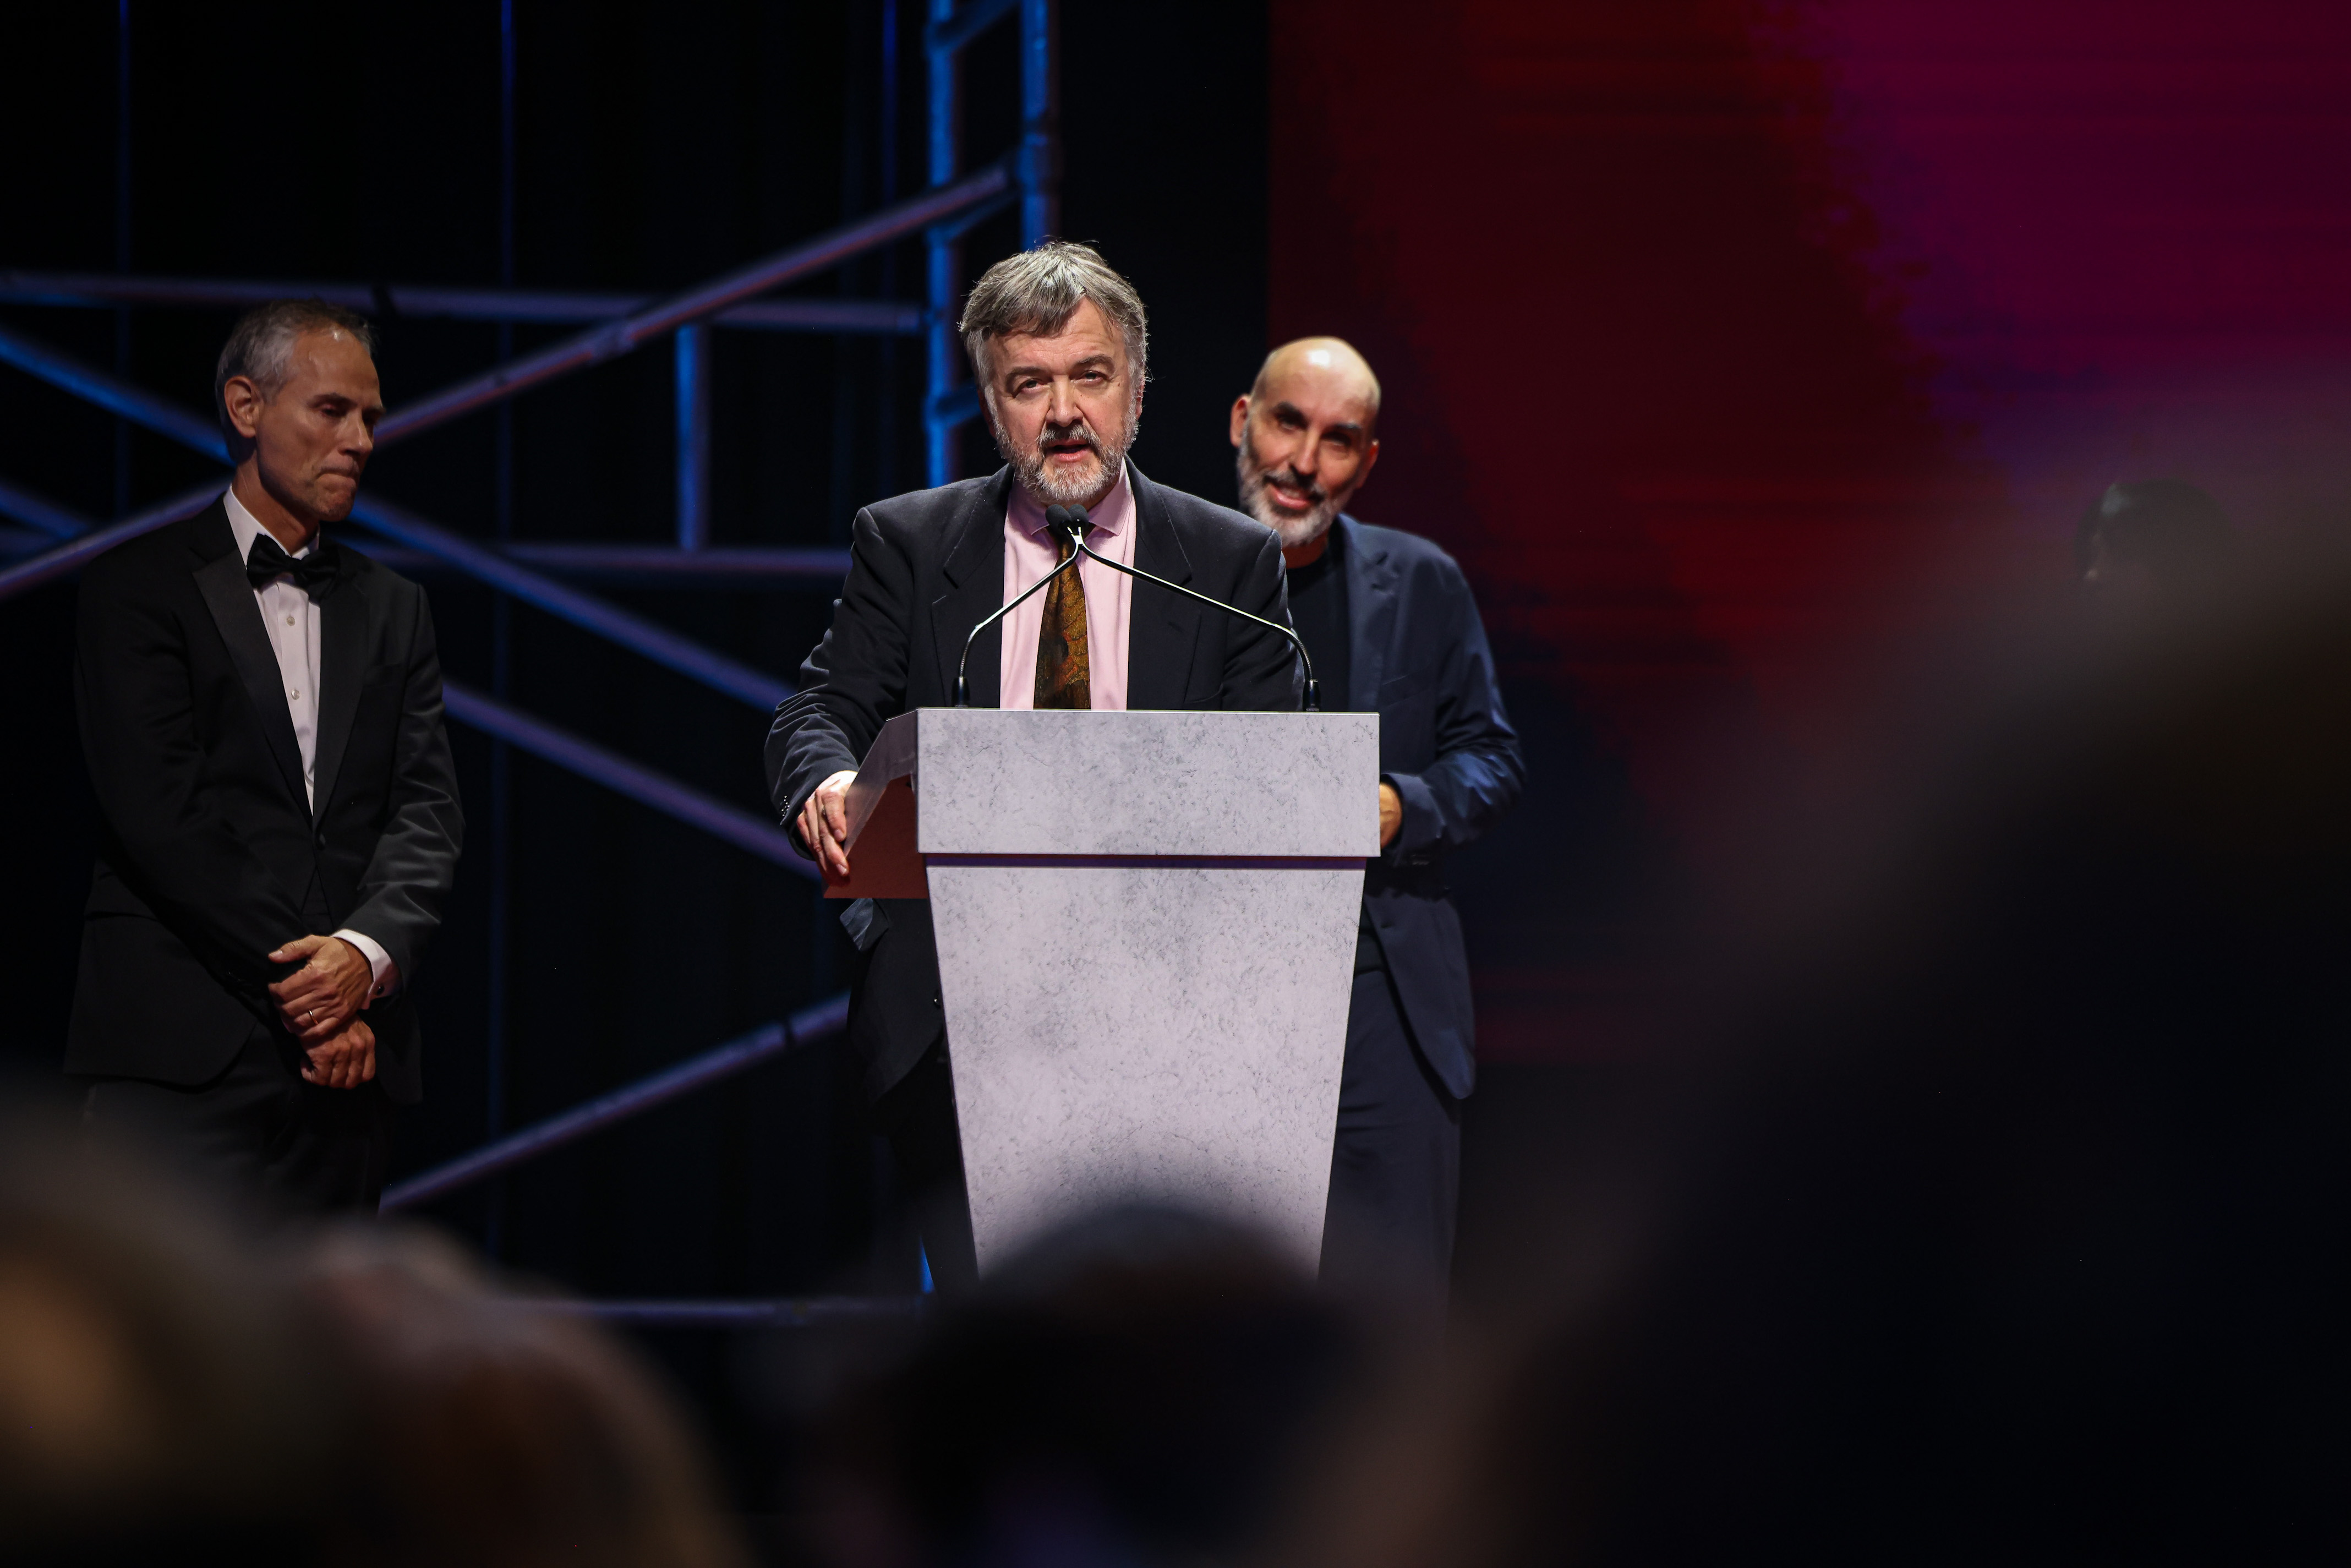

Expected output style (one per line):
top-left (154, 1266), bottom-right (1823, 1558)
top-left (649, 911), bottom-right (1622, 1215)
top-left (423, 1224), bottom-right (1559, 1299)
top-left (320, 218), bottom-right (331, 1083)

top-left (66, 500), bottom-right (464, 1104)
top-left (1343, 515), bottom-right (1524, 1100)
top-left (766, 462), bottom-right (1302, 1100)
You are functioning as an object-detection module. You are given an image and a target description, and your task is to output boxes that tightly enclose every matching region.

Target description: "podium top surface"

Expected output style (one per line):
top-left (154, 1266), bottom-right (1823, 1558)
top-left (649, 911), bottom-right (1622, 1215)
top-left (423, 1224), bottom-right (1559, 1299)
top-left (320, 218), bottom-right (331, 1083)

top-left (848, 708), bottom-right (1380, 859)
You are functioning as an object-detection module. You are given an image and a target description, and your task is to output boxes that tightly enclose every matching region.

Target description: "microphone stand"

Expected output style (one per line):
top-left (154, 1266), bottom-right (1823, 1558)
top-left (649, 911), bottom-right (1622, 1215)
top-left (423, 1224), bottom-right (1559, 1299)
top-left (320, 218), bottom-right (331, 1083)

top-left (952, 537), bottom-right (1087, 706)
top-left (1052, 506), bottom-right (1321, 713)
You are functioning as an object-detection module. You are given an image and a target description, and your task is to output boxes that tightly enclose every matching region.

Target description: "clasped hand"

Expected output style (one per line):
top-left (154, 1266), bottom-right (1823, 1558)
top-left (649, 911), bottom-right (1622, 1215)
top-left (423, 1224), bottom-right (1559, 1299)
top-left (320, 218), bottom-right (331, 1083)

top-left (267, 934), bottom-right (378, 1089)
top-left (798, 770), bottom-right (860, 882)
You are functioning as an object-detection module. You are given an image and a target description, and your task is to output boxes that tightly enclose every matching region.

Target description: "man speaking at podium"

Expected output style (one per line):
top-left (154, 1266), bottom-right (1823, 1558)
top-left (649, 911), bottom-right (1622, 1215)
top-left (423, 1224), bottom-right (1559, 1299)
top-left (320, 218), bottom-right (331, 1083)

top-left (1232, 337), bottom-right (1523, 1317)
top-left (766, 242), bottom-right (1299, 1290)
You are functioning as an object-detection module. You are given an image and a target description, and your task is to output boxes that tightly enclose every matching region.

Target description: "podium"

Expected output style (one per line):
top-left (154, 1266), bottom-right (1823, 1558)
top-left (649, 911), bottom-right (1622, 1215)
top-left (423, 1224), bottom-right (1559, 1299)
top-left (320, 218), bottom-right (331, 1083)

top-left (831, 708), bottom-right (1379, 1272)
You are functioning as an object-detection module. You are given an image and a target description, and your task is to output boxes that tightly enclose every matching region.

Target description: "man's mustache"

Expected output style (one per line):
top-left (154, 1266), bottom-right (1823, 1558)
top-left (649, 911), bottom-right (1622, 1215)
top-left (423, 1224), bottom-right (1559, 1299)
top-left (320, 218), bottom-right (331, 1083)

top-left (1037, 419), bottom-right (1101, 452)
top-left (1253, 463), bottom-right (1326, 506)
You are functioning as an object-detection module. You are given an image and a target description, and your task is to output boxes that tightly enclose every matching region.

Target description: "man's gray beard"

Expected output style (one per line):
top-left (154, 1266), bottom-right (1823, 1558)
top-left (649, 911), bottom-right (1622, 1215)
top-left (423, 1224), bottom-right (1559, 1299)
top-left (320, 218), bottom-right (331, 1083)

top-left (1235, 445), bottom-right (1339, 550)
top-left (1004, 413), bottom-right (1137, 507)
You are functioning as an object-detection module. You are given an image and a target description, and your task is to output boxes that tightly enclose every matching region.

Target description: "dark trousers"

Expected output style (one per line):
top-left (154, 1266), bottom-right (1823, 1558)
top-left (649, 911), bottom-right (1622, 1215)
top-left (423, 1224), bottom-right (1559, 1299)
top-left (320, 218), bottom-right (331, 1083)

top-left (1320, 962), bottom-right (1463, 1321)
top-left (871, 1041), bottom-right (981, 1295)
top-left (81, 1021), bottom-right (393, 1215)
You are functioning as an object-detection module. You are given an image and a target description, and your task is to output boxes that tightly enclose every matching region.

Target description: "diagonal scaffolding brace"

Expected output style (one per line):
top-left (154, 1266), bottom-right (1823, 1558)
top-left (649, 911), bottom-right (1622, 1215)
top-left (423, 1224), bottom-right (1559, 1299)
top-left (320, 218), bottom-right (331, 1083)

top-left (0, 329), bottom-right (791, 709)
top-left (381, 991), bottom-right (851, 1211)
top-left (0, 476), bottom-right (811, 874)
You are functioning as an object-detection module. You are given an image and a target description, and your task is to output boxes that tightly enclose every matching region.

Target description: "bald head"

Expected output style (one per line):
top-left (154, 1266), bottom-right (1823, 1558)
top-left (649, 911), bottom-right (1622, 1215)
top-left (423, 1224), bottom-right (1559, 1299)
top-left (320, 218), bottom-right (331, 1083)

top-left (1250, 337), bottom-right (1382, 430)
top-left (1231, 337), bottom-right (1384, 561)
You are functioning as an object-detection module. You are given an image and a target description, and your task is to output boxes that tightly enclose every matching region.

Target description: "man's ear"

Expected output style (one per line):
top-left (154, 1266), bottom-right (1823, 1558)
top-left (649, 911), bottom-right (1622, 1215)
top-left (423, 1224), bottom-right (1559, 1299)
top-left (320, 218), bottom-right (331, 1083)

top-left (1358, 438), bottom-right (1381, 487)
top-left (1228, 394), bottom-right (1250, 447)
top-left (221, 375), bottom-right (266, 441)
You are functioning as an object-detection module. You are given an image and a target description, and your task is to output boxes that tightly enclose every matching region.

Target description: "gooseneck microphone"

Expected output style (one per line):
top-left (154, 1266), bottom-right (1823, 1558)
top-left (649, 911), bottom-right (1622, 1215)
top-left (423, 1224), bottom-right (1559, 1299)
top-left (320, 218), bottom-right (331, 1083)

top-left (1046, 504), bottom-right (1321, 713)
top-left (952, 518), bottom-right (1086, 706)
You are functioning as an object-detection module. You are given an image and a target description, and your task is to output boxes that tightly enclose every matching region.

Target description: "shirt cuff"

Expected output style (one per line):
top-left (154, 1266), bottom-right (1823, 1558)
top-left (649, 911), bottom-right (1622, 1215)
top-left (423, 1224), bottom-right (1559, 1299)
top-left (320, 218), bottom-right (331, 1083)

top-left (331, 928), bottom-right (397, 998)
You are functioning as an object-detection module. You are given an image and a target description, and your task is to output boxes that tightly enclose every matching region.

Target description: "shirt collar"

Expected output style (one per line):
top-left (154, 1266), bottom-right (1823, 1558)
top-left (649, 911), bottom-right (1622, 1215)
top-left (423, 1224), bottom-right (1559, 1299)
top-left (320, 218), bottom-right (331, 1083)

top-left (1008, 459), bottom-right (1135, 541)
top-left (223, 487), bottom-right (316, 562)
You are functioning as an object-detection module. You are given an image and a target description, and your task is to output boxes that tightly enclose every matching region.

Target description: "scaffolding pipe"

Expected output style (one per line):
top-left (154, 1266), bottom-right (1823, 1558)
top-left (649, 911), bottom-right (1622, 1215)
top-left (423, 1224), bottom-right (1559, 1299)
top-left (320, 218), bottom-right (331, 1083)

top-left (0, 274), bottom-right (922, 335)
top-left (380, 991), bottom-right (851, 1211)
top-left (0, 476), bottom-right (94, 540)
top-left (357, 496), bottom-right (791, 709)
top-left (379, 161), bottom-right (1012, 446)
top-left (0, 332), bottom-right (792, 707)
top-left (365, 542), bottom-right (851, 584)
top-left (925, 0), bottom-right (965, 489)
top-left (0, 480), bottom-right (220, 602)
top-left (675, 325), bottom-right (710, 550)
top-left (441, 680), bottom-right (812, 873)
top-left (1019, 0), bottom-right (1060, 247)
top-left (0, 322), bottom-right (227, 461)
top-left (925, 0), bottom-right (1015, 55)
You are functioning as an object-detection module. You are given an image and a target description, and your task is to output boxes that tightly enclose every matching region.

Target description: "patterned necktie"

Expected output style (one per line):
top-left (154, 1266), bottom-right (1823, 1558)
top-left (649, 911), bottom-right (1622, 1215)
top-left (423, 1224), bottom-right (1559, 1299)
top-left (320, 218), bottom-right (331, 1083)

top-left (1033, 529), bottom-right (1092, 709)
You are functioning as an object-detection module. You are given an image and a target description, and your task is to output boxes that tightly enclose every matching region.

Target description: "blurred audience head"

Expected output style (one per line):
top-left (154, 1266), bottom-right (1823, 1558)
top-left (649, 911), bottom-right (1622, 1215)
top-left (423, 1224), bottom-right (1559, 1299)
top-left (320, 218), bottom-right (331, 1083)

top-left (2075, 477), bottom-right (2233, 600)
top-left (0, 1108), bottom-right (748, 1568)
top-left (0, 1116), bottom-right (349, 1566)
top-left (804, 1204), bottom-right (1367, 1568)
top-left (298, 1226), bottom-right (748, 1568)
top-left (1282, 559), bottom-right (2351, 1565)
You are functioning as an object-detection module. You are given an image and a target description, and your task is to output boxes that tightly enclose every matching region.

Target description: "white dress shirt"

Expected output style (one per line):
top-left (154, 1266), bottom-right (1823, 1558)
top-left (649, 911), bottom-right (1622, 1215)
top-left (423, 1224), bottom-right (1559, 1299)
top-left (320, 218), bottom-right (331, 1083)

top-left (222, 489), bottom-right (396, 998)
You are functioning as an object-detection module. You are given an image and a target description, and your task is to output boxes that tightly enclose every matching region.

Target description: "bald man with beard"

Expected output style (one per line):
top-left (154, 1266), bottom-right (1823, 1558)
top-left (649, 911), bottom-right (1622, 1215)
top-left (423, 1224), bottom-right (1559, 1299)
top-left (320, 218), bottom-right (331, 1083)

top-left (1231, 338), bottom-right (1524, 1321)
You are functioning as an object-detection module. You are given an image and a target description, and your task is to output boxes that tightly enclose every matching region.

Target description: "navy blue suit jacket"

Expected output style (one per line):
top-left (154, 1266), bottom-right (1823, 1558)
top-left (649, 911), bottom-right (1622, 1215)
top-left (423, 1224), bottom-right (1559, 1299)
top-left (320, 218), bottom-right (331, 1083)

top-left (1341, 515), bottom-right (1524, 1099)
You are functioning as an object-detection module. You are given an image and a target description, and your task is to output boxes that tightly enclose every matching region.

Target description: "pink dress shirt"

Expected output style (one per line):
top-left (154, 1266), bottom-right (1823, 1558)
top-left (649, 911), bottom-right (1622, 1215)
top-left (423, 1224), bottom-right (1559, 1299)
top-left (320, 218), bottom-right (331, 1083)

top-left (997, 462), bottom-right (1137, 710)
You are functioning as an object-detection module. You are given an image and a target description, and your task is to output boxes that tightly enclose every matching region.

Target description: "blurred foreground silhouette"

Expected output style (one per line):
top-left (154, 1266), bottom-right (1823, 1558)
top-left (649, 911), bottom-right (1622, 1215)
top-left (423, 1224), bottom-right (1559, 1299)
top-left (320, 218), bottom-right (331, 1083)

top-left (0, 1119), bottom-right (747, 1568)
top-left (797, 1205), bottom-right (1368, 1568)
top-left (1278, 555), bottom-right (2351, 1562)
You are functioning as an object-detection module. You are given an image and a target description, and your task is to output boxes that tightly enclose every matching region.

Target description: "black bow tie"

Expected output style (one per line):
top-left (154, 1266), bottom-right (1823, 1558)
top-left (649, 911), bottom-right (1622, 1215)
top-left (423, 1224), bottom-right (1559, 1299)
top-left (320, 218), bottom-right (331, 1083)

top-left (245, 532), bottom-right (339, 595)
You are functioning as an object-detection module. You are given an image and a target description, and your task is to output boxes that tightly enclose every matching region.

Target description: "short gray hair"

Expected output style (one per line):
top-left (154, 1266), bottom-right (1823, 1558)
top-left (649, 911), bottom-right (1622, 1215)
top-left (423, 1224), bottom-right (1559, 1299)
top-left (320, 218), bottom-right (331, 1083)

top-left (215, 299), bottom-right (376, 442)
top-left (959, 241), bottom-right (1149, 390)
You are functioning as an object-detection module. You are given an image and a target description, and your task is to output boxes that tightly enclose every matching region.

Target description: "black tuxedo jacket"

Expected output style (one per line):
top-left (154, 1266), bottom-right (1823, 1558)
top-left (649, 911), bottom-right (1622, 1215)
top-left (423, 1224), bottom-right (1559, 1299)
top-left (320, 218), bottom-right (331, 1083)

top-left (1337, 516), bottom-right (1525, 1100)
top-left (66, 500), bottom-right (464, 1104)
top-left (766, 462), bottom-right (1301, 1100)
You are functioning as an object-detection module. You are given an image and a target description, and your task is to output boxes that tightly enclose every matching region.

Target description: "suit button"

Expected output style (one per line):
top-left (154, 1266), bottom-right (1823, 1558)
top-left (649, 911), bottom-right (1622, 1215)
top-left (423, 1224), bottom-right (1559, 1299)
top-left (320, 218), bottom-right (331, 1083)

top-left (931, 996), bottom-right (941, 1007)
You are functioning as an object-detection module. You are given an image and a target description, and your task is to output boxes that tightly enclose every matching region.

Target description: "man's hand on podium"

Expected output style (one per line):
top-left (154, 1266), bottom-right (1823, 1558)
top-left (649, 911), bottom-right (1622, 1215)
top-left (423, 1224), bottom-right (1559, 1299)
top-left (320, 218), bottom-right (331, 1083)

top-left (1379, 782), bottom-right (1403, 848)
top-left (800, 769), bottom-right (859, 881)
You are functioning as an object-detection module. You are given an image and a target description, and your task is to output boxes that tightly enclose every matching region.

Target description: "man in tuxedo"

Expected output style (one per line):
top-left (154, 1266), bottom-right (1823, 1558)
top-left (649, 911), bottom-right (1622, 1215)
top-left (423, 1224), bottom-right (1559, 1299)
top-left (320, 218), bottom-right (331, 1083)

top-left (1231, 337), bottom-right (1523, 1318)
top-left (70, 299), bottom-right (464, 1211)
top-left (766, 242), bottom-right (1300, 1288)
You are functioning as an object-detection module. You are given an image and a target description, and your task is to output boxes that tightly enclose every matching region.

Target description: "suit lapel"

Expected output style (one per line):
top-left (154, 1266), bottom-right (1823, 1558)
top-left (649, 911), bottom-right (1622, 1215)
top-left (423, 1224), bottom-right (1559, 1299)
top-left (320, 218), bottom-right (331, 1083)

top-left (930, 468), bottom-right (1012, 708)
top-left (1341, 515), bottom-right (1399, 713)
top-left (309, 548), bottom-right (370, 823)
top-left (1124, 464), bottom-right (1202, 711)
top-left (190, 509), bottom-right (310, 813)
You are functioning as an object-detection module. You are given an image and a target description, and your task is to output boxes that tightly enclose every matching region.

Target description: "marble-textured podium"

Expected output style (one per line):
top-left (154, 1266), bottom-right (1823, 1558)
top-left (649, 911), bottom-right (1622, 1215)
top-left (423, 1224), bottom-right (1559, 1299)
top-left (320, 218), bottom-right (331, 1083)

top-left (832, 708), bottom-right (1379, 1272)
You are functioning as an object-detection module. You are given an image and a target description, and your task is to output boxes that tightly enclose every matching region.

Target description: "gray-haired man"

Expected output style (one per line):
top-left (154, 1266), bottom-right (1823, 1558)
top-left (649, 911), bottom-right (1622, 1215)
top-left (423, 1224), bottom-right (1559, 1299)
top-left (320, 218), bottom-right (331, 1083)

top-left (767, 242), bottom-right (1299, 1288)
top-left (70, 299), bottom-right (463, 1211)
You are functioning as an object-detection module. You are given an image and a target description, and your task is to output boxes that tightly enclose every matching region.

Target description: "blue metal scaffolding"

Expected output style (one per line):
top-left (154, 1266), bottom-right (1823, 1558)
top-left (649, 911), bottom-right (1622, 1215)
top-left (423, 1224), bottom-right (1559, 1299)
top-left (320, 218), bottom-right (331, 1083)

top-left (0, 1), bottom-right (1059, 1309)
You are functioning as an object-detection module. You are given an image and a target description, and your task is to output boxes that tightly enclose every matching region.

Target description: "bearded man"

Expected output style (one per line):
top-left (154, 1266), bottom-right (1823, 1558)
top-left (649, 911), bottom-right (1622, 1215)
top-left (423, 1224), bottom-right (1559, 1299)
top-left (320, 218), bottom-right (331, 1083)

top-left (1232, 336), bottom-right (1523, 1319)
top-left (766, 243), bottom-right (1299, 1289)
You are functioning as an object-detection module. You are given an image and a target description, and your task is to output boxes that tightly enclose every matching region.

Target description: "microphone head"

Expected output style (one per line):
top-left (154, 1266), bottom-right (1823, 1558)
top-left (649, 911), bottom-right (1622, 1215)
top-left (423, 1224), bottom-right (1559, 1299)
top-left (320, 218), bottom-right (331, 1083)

top-left (1045, 505), bottom-right (1089, 545)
